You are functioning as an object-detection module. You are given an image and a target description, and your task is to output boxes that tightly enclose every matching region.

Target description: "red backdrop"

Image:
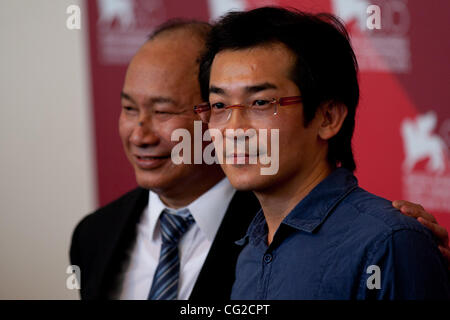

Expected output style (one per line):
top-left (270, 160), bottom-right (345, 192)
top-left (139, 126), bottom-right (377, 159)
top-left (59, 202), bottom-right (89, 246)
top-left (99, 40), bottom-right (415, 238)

top-left (86, 0), bottom-right (450, 230)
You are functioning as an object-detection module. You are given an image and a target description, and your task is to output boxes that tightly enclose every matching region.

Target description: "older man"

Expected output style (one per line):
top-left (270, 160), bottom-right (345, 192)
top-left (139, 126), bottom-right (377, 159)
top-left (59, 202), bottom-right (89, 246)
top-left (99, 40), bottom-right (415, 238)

top-left (71, 21), bottom-right (259, 300)
top-left (71, 19), bottom-right (449, 300)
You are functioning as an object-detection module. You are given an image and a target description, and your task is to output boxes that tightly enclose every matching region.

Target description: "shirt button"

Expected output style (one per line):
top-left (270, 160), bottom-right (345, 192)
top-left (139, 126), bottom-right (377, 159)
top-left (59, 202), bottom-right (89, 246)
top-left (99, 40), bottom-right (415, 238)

top-left (264, 254), bottom-right (273, 264)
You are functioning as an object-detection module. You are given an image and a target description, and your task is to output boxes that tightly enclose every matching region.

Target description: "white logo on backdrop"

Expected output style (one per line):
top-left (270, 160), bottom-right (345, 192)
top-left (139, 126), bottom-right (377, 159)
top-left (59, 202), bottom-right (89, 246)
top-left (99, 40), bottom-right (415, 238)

top-left (401, 112), bottom-right (450, 212)
top-left (333, 0), bottom-right (370, 31)
top-left (332, 0), bottom-right (411, 73)
top-left (207, 0), bottom-right (246, 21)
top-left (402, 112), bottom-right (447, 174)
top-left (98, 0), bottom-right (136, 30)
top-left (96, 0), bottom-right (166, 65)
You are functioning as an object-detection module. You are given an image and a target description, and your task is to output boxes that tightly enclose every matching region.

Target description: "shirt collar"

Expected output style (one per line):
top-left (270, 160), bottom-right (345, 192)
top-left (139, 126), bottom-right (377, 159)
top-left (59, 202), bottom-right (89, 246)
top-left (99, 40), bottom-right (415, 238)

top-left (238, 168), bottom-right (358, 246)
top-left (282, 168), bottom-right (358, 232)
top-left (148, 178), bottom-right (236, 242)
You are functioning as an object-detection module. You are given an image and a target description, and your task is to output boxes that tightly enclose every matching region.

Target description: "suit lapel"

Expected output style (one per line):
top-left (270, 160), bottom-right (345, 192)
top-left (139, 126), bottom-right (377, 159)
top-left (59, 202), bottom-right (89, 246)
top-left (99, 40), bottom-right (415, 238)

top-left (96, 187), bottom-right (149, 298)
top-left (91, 188), bottom-right (260, 300)
top-left (189, 190), bottom-right (261, 300)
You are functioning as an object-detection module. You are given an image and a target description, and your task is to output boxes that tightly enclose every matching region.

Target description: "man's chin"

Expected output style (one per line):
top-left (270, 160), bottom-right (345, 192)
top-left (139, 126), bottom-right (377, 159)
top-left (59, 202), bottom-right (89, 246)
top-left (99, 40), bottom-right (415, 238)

top-left (134, 172), bottom-right (173, 191)
top-left (225, 170), bottom-right (263, 191)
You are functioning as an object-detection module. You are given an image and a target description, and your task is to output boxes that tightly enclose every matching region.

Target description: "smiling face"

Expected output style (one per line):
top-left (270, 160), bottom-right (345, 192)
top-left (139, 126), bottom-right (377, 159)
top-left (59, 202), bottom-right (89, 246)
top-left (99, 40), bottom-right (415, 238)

top-left (208, 43), bottom-right (328, 192)
top-left (119, 32), bottom-right (216, 198)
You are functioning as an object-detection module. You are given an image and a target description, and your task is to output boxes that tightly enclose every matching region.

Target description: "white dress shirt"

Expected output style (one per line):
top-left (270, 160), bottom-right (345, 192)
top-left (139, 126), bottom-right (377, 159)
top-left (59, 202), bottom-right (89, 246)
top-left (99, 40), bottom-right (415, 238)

top-left (117, 178), bottom-right (236, 299)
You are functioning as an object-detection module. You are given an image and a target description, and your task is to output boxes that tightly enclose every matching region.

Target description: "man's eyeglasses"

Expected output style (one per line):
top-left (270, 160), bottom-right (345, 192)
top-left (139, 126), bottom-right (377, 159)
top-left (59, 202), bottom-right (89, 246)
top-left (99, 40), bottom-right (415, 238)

top-left (193, 96), bottom-right (302, 125)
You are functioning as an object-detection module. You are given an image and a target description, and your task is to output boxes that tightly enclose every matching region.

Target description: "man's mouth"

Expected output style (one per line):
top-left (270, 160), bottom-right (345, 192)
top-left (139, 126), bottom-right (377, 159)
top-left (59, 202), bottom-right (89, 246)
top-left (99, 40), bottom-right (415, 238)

top-left (225, 153), bottom-right (258, 164)
top-left (134, 154), bottom-right (170, 169)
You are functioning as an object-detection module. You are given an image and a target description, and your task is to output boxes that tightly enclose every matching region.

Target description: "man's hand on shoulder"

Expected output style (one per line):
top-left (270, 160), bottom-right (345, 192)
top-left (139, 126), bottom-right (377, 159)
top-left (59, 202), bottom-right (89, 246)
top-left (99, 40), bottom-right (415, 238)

top-left (392, 200), bottom-right (450, 268)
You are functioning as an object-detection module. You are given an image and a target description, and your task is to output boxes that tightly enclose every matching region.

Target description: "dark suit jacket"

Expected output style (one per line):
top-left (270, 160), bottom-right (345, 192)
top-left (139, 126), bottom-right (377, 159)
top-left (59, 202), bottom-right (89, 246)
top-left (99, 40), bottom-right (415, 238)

top-left (70, 187), bottom-right (261, 300)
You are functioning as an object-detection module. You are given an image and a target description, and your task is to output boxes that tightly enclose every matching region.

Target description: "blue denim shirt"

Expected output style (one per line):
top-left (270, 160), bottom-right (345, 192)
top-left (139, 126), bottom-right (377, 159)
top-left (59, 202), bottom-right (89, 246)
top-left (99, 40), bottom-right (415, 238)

top-left (231, 168), bottom-right (450, 299)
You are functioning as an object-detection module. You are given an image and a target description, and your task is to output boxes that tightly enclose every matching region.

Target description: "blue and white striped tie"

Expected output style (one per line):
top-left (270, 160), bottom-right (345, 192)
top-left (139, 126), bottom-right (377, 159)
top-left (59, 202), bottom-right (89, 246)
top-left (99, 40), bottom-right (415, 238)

top-left (147, 208), bottom-right (195, 300)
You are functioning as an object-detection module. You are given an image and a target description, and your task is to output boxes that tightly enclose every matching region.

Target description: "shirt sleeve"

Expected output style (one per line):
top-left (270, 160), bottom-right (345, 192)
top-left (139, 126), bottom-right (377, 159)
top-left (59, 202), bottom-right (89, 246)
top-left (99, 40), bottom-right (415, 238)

top-left (359, 229), bottom-right (450, 300)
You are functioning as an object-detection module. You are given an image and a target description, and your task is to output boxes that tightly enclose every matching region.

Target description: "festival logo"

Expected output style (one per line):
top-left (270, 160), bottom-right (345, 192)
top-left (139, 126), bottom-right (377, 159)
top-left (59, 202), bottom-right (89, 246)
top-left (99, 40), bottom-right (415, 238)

top-left (96, 0), bottom-right (166, 65)
top-left (332, 0), bottom-right (411, 73)
top-left (401, 112), bottom-right (450, 212)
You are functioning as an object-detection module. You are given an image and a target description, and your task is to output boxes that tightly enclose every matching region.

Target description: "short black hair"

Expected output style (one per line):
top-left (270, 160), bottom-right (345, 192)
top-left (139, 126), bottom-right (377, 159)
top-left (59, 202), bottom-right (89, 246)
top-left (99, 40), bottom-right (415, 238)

top-left (199, 7), bottom-right (359, 172)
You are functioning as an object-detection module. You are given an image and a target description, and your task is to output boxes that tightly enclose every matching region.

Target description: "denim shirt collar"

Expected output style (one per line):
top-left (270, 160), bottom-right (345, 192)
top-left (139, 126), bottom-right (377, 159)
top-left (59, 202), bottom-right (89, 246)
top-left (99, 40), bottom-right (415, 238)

top-left (236, 168), bottom-right (358, 246)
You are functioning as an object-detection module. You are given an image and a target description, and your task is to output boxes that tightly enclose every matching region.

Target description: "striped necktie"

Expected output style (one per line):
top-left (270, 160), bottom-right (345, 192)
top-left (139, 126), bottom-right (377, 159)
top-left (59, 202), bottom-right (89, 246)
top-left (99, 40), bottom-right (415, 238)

top-left (147, 208), bottom-right (195, 300)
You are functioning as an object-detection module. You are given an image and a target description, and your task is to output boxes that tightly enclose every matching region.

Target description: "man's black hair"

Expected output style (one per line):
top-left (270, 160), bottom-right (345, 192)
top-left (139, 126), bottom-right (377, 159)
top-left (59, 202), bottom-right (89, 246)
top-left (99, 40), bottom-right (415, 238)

top-left (199, 6), bottom-right (359, 172)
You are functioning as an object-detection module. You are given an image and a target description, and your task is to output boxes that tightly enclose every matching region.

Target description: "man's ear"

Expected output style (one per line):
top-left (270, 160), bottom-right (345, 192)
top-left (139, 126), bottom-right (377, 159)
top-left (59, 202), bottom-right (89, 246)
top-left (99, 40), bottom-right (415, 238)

top-left (317, 102), bottom-right (348, 140)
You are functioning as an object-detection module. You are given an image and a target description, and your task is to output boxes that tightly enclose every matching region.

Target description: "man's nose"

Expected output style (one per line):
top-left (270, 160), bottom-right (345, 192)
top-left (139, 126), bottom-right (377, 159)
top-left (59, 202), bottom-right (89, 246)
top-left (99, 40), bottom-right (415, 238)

top-left (130, 117), bottom-right (159, 146)
top-left (225, 107), bottom-right (251, 132)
